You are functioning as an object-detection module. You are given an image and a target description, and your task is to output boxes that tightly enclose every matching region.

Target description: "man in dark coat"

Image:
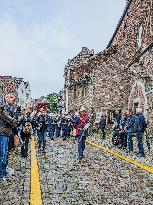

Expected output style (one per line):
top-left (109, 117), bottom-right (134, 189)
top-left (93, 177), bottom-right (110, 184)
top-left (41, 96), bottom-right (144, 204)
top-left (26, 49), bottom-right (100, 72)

top-left (49, 114), bottom-right (56, 140)
top-left (55, 114), bottom-right (61, 138)
top-left (0, 95), bottom-right (18, 181)
top-left (125, 109), bottom-right (135, 154)
top-left (3, 93), bottom-right (19, 150)
top-left (99, 114), bottom-right (106, 139)
top-left (36, 110), bottom-right (49, 152)
top-left (135, 108), bottom-right (147, 157)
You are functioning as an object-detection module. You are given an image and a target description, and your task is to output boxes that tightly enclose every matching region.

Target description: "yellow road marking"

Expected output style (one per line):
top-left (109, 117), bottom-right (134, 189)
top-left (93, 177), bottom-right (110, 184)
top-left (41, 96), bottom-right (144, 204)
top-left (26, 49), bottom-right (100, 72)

top-left (86, 140), bottom-right (153, 174)
top-left (30, 136), bottom-right (42, 205)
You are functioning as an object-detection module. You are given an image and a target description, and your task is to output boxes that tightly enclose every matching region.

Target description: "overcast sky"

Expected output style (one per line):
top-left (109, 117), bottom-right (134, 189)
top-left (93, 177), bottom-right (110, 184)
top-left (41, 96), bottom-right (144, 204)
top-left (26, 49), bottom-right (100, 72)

top-left (0, 0), bottom-right (126, 98)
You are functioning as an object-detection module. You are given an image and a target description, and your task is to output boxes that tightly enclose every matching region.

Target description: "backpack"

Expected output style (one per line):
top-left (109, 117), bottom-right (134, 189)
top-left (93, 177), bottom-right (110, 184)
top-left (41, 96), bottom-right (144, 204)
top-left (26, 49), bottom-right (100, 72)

top-left (23, 122), bottom-right (32, 134)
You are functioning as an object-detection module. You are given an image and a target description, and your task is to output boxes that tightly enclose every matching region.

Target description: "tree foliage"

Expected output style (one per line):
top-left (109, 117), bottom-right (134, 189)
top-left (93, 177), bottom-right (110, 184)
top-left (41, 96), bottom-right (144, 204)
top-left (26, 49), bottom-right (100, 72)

top-left (47, 94), bottom-right (58, 112)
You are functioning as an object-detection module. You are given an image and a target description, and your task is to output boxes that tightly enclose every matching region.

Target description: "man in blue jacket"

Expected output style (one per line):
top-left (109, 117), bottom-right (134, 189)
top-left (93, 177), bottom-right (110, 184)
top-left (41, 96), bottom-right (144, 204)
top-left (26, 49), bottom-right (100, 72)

top-left (125, 109), bottom-right (135, 154)
top-left (135, 108), bottom-right (147, 157)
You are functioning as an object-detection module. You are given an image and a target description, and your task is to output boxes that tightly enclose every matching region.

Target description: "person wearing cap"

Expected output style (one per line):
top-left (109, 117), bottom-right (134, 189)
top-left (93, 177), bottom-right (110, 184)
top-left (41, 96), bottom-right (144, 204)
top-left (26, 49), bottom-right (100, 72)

top-left (134, 108), bottom-right (147, 157)
top-left (73, 106), bottom-right (91, 160)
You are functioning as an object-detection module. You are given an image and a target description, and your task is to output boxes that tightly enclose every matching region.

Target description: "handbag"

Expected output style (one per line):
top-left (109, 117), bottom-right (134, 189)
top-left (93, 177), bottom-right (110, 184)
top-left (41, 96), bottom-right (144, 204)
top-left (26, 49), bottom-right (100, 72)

top-left (14, 135), bottom-right (19, 147)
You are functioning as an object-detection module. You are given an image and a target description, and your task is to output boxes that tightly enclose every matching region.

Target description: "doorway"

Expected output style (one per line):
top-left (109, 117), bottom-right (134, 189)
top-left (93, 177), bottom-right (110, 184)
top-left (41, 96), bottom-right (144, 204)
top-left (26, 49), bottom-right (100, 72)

top-left (133, 102), bottom-right (139, 114)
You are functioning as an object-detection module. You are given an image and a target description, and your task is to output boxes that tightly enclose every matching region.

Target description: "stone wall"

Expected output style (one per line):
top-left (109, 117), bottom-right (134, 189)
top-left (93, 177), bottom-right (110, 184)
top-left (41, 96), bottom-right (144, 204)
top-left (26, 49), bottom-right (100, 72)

top-left (92, 58), bottom-right (128, 112)
top-left (64, 0), bottom-right (153, 120)
top-left (128, 44), bottom-right (153, 122)
top-left (108, 0), bottom-right (153, 64)
top-left (0, 76), bottom-right (31, 109)
top-left (68, 83), bottom-right (94, 112)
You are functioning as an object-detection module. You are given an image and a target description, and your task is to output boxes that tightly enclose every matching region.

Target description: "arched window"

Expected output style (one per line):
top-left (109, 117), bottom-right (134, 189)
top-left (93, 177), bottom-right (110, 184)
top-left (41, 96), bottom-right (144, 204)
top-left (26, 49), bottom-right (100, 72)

top-left (136, 25), bottom-right (143, 48)
top-left (82, 85), bottom-right (88, 97)
top-left (74, 87), bottom-right (77, 99)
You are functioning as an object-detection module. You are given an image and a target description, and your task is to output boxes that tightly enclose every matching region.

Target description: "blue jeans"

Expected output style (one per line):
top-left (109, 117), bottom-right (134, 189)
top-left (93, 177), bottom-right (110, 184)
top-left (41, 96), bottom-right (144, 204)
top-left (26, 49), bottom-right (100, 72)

top-left (77, 135), bottom-right (86, 157)
top-left (62, 129), bottom-right (67, 140)
top-left (37, 132), bottom-right (47, 149)
top-left (136, 131), bottom-right (145, 155)
top-left (49, 128), bottom-right (55, 139)
top-left (55, 125), bottom-right (61, 137)
top-left (0, 136), bottom-right (9, 178)
top-left (127, 132), bottom-right (133, 152)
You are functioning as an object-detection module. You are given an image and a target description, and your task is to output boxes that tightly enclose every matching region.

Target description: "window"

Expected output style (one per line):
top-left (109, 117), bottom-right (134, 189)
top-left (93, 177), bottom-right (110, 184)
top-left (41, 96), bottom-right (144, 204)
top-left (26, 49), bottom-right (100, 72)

top-left (0, 86), bottom-right (3, 92)
top-left (82, 86), bottom-right (88, 97)
top-left (136, 25), bottom-right (143, 48)
top-left (74, 87), bottom-right (77, 99)
top-left (26, 93), bottom-right (29, 99)
top-left (84, 86), bottom-right (88, 97)
top-left (134, 102), bottom-right (139, 115)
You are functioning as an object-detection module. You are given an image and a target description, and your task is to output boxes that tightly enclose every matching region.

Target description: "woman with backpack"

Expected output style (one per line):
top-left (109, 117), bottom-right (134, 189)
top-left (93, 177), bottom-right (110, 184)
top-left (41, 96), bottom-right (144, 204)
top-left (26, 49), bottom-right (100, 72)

top-left (20, 111), bottom-right (33, 158)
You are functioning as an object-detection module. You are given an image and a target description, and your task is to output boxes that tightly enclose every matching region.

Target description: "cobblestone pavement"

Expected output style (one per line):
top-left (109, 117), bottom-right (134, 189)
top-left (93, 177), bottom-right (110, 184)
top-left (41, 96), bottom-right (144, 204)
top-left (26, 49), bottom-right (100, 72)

top-left (1, 134), bottom-right (153, 205)
top-left (90, 131), bottom-right (153, 168)
top-left (0, 147), bottom-right (30, 205)
top-left (37, 136), bottom-right (153, 205)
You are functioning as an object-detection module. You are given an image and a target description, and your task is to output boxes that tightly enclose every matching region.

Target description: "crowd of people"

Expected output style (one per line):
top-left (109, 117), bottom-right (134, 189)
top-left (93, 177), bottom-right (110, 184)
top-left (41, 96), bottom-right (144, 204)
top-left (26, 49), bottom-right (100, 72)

top-left (0, 92), bottom-right (93, 181)
top-left (0, 91), bottom-right (149, 182)
top-left (111, 109), bottom-right (148, 157)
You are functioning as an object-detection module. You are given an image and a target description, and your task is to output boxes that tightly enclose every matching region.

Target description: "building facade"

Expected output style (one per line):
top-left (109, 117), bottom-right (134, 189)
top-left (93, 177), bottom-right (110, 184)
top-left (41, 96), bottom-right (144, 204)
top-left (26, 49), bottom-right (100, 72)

top-left (64, 0), bottom-right (153, 122)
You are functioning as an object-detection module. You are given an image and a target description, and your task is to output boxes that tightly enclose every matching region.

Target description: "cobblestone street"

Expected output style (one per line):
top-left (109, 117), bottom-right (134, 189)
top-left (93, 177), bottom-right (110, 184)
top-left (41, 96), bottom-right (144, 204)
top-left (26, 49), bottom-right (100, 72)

top-left (1, 134), bottom-right (153, 205)
top-left (1, 0), bottom-right (153, 205)
top-left (0, 148), bottom-right (30, 205)
top-left (37, 135), bottom-right (153, 205)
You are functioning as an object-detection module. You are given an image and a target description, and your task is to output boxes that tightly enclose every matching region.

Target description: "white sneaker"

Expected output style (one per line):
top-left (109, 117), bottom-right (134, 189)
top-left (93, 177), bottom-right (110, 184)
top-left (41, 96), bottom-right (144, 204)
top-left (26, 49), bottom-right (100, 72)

top-left (2, 176), bottom-right (7, 182)
top-left (6, 167), bottom-right (14, 176)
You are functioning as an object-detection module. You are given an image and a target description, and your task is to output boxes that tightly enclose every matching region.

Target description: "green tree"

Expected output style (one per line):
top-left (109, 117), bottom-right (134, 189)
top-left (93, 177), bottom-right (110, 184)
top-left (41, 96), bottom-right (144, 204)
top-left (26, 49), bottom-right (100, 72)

top-left (47, 94), bottom-right (58, 112)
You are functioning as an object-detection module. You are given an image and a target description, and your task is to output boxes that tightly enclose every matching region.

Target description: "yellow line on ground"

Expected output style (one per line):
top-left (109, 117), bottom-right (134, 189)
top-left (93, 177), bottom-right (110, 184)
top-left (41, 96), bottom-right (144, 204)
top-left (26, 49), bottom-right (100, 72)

top-left (86, 140), bottom-right (153, 174)
top-left (30, 136), bottom-right (42, 205)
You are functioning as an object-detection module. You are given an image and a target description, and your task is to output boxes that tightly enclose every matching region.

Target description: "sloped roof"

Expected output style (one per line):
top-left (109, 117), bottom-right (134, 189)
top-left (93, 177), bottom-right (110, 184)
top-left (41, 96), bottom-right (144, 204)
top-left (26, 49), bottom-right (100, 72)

top-left (107, 0), bottom-right (133, 48)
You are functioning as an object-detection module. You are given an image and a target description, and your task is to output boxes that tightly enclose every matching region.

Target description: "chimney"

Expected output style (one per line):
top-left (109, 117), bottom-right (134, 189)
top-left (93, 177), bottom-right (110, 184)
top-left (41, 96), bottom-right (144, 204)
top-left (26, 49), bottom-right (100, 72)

top-left (126, 0), bottom-right (130, 4)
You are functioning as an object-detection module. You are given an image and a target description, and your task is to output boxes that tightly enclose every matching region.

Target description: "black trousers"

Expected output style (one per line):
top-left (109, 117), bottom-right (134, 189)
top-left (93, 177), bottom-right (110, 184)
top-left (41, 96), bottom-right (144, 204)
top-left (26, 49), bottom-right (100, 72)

top-left (21, 133), bottom-right (31, 158)
top-left (99, 127), bottom-right (105, 138)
